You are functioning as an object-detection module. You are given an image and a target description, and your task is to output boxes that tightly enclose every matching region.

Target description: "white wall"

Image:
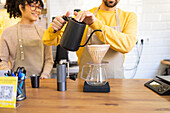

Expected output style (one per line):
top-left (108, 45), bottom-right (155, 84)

top-left (122, 0), bottom-right (170, 78)
top-left (47, 0), bottom-right (170, 78)
top-left (47, 0), bottom-right (101, 25)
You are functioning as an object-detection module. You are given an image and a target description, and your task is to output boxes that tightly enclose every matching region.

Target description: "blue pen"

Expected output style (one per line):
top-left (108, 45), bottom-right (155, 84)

top-left (17, 69), bottom-right (25, 96)
top-left (18, 69), bottom-right (22, 80)
top-left (12, 72), bottom-right (16, 77)
top-left (20, 73), bottom-right (25, 88)
top-left (17, 87), bottom-right (24, 96)
top-left (11, 69), bottom-right (16, 77)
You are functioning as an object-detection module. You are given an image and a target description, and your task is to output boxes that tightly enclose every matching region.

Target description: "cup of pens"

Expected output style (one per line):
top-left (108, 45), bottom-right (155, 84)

top-left (16, 71), bottom-right (26, 101)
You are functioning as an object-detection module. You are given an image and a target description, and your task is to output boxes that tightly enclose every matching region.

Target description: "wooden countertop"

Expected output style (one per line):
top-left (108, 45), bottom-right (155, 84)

top-left (161, 60), bottom-right (170, 66)
top-left (1, 79), bottom-right (170, 113)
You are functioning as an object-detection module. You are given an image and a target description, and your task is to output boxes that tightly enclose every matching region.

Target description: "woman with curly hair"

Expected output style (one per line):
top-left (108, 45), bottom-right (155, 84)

top-left (0, 0), bottom-right (53, 78)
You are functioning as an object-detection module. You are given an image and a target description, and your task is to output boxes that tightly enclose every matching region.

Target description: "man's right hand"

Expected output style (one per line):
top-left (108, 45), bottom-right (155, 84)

top-left (51, 11), bottom-right (70, 33)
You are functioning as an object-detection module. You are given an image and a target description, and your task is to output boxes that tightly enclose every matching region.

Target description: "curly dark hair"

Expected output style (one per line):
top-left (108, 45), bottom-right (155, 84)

top-left (4, 0), bottom-right (44, 18)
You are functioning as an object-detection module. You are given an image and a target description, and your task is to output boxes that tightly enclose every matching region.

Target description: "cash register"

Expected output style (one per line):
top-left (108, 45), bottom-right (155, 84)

top-left (144, 76), bottom-right (170, 95)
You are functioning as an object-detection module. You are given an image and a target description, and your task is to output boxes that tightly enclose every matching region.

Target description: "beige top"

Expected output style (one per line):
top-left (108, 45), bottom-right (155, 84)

top-left (0, 23), bottom-right (54, 77)
top-left (79, 8), bottom-right (124, 79)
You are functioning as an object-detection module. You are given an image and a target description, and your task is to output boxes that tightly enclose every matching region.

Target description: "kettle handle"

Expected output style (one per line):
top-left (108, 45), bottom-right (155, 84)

top-left (79, 29), bottom-right (103, 47)
top-left (53, 16), bottom-right (68, 33)
top-left (62, 16), bottom-right (69, 21)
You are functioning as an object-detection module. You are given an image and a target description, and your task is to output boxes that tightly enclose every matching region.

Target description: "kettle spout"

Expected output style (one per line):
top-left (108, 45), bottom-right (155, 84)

top-left (79, 29), bottom-right (103, 47)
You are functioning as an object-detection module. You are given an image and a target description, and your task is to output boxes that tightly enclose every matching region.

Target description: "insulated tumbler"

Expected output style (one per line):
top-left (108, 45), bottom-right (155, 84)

top-left (30, 74), bottom-right (40, 88)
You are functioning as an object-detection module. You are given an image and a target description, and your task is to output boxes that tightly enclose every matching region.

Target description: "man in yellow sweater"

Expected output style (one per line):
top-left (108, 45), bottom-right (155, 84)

top-left (43, 0), bottom-right (137, 78)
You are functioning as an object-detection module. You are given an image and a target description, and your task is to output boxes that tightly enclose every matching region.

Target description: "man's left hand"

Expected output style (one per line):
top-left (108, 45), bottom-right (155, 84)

top-left (74, 11), bottom-right (96, 25)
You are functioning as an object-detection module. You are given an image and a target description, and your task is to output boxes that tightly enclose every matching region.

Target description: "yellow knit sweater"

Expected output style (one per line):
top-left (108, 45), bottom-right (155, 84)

top-left (43, 7), bottom-right (137, 63)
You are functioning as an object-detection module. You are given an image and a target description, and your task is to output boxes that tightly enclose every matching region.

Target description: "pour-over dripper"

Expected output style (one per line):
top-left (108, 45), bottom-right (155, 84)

top-left (87, 44), bottom-right (110, 64)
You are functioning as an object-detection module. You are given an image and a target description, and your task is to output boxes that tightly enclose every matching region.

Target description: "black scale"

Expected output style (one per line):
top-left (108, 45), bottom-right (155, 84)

top-left (83, 81), bottom-right (110, 93)
top-left (144, 76), bottom-right (170, 95)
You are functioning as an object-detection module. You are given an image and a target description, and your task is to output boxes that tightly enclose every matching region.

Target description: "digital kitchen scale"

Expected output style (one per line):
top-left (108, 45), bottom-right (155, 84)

top-left (144, 76), bottom-right (170, 95)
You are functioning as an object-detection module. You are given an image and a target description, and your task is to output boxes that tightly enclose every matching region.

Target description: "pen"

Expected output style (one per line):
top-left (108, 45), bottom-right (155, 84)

top-left (11, 69), bottom-right (16, 77)
top-left (17, 85), bottom-right (24, 96)
top-left (20, 73), bottom-right (25, 88)
top-left (4, 73), bottom-right (8, 76)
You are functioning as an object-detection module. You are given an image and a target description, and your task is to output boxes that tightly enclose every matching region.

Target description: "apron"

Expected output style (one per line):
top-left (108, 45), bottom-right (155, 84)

top-left (13, 23), bottom-right (44, 77)
top-left (78, 8), bottom-right (124, 79)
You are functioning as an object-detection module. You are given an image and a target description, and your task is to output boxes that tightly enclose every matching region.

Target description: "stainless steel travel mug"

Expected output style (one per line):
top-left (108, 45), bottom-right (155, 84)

top-left (57, 64), bottom-right (66, 91)
top-left (30, 74), bottom-right (40, 88)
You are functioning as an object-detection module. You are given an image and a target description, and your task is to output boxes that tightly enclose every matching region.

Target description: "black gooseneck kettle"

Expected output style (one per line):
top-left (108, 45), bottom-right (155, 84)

top-left (60, 16), bottom-right (102, 51)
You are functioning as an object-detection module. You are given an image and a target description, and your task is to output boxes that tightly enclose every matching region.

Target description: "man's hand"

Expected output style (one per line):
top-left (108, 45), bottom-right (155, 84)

top-left (51, 11), bottom-right (70, 32)
top-left (74, 11), bottom-right (96, 25)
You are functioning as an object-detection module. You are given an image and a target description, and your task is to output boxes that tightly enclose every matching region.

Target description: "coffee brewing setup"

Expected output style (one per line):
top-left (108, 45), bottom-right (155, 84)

top-left (81, 44), bottom-right (110, 92)
top-left (58, 16), bottom-right (110, 92)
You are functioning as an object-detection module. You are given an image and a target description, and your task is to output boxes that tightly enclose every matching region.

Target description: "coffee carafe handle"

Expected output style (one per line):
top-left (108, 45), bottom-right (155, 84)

top-left (79, 29), bottom-right (103, 47)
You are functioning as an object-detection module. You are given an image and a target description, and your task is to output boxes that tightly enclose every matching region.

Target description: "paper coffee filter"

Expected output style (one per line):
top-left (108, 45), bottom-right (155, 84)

top-left (87, 44), bottom-right (110, 64)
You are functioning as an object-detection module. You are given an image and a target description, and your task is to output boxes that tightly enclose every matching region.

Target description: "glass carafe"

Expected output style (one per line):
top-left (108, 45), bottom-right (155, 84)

top-left (81, 62), bottom-right (108, 86)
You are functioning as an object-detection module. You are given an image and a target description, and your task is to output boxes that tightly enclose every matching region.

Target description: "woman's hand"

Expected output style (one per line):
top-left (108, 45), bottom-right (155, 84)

top-left (40, 74), bottom-right (50, 79)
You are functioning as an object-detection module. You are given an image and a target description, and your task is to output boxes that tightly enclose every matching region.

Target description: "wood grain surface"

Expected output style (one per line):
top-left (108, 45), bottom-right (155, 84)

top-left (0, 79), bottom-right (170, 113)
